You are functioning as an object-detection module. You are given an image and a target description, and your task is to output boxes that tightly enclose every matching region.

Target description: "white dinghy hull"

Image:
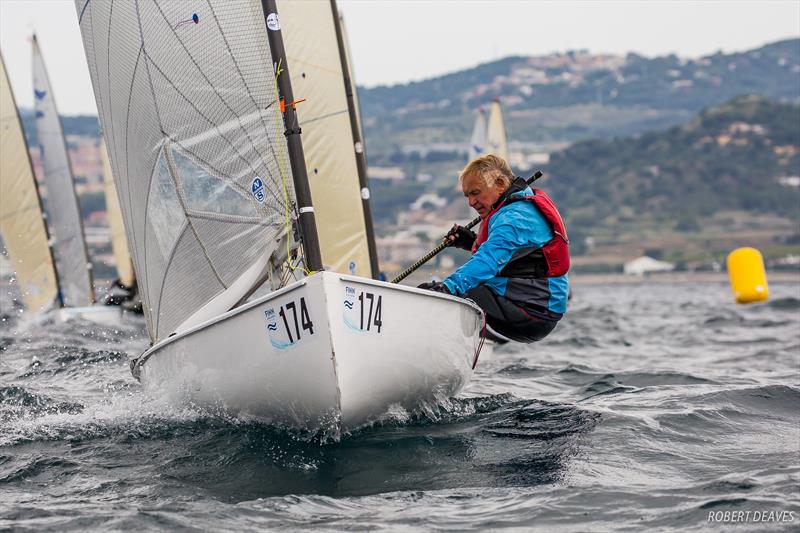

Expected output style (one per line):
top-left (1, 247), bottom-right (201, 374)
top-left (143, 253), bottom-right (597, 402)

top-left (133, 272), bottom-right (485, 431)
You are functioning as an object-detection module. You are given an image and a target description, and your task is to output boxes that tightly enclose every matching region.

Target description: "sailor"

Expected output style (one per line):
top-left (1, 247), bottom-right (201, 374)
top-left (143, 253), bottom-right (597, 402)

top-left (418, 155), bottom-right (569, 343)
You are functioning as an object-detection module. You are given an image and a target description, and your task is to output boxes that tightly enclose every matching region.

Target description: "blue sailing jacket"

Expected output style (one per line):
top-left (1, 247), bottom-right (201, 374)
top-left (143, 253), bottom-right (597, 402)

top-left (442, 185), bottom-right (569, 319)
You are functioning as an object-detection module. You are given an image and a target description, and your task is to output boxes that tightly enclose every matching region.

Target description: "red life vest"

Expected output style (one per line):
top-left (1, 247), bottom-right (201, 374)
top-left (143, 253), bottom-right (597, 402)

top-left (471, 188), bottom-right (570, 278)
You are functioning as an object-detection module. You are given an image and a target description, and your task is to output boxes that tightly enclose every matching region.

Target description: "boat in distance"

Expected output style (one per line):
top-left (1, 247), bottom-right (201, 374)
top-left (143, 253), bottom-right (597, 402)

top-left (132, 271), bottom-right (486, 431)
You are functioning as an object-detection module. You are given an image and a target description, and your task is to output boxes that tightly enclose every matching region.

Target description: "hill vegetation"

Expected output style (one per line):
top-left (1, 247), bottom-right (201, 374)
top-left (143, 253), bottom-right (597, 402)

top-left (358, 38), bottom-right (800, 150)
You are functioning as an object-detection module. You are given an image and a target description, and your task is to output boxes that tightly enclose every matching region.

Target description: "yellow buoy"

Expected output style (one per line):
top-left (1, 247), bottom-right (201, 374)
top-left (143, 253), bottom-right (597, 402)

top-left (726, 247), bottom-right (769, 304)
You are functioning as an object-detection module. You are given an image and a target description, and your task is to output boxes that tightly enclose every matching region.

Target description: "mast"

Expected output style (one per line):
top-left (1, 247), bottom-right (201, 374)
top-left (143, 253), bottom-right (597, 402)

top-left (261, 0), bottom-right (323, 273)
top-left (330, 0), bottom-right (380, 278)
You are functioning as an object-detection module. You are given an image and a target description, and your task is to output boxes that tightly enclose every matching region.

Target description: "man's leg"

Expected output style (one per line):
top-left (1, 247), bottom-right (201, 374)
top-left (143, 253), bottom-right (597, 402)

top-left (464, 285), bottom-right (558, 343)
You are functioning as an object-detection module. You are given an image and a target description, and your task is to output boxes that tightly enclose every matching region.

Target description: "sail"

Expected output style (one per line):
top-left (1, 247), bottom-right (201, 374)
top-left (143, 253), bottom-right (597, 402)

top-left (277, 0), bottom-right (373, 277)
top-left (75, 0), bottom-right (298, 342)
top-left (468, 108), bottom-right (487, 161)
top-left (0, 52), bottom-right (59, 313)
top-left (99, 137), bottom-right (134, 288)
top-left (486, 99), bottom-right (509, 161)
top-left (32, 35), bottom-right (94, 307)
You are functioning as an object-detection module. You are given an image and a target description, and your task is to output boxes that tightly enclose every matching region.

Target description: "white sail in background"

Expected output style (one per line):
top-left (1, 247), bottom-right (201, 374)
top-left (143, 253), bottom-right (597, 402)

top-left (99, 137), bottom-right (134, 288)
top-left (76, 0), bottom-right (298, 342)
top-left (0, 51), bottom-right (59, 313)
top-left (32, 35), bottom-right (94, 307)
top-left (486, 99), bottom-right (509, 161)
top-left (277, 0), bottom-right (372, 278)
top-left (468, 107), bottom-right (487, 161)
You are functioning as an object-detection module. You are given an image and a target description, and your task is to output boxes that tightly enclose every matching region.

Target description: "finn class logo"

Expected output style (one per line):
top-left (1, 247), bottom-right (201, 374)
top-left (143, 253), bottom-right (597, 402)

top-left (251, 176), bottom-right (265, 203)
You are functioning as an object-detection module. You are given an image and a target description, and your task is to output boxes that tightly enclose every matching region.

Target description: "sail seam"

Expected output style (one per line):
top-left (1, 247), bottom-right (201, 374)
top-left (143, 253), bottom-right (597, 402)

top-left (153, 220), bottom-right (188, 338)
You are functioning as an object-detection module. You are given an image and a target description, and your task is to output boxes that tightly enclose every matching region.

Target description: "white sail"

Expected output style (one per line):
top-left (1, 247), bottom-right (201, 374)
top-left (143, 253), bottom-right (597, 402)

top-left (99, 137), bottom-right (134, 288)
top-left (486, 99), bottom-right (509, 161)
top-left (32, 35), bottom-right (94, 307)
top-left (277, 0), bottom-right (373, 277)
top-left (0, 51), bottom-right (59, 313)
top-left (468, 107), bottom-right (487, 161)
top-left (76, 0), bottom-right (298, 342)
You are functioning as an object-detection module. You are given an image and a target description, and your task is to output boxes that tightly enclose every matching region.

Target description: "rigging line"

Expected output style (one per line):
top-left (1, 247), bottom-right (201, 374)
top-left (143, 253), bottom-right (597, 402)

top-left (283, 55), bottom-right (342, 77)
top-left (204, 0), bottom-right (281, 177)
top-left (151, 1), bottom-right (274, 185)
top-left (297, 108), bottom-right (348, 126)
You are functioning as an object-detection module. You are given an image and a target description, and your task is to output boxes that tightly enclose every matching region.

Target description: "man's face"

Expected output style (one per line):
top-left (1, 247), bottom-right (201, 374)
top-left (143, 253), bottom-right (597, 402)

top-left (461, 173), bottom-right (506, 218)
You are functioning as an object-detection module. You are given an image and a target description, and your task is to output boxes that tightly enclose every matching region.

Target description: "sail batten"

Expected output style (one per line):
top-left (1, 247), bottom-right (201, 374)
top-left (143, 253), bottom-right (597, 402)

top-left (32, 36), bottom-right (95, 307)
top-left (0, 52), bottom-right (59, 313)
top-left (76, 0), bottom-right (300, 342)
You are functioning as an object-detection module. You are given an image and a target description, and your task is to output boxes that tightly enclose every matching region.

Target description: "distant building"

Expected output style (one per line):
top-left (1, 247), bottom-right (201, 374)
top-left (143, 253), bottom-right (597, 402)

top-left (410, 193), bottom-right (447, 211)
top-left (368, 166), bottom-right (405, 181)
top-left (623, 256), bottom-right (675, 276)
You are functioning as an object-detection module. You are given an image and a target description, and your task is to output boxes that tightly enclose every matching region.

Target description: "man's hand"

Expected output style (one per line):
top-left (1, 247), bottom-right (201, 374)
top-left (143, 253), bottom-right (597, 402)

top-left (443, 224), bottom-right (476, 251)
top-left (417, 281), bottom-right (451, 294)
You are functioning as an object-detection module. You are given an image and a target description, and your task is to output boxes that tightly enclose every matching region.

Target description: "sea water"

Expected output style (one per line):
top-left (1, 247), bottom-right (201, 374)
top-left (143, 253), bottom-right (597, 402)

top-left (1, 281), bottom-right (798, 531)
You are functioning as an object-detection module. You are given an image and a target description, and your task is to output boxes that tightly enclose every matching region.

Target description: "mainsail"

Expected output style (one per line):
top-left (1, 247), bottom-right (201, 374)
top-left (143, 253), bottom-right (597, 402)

top-left (277, 0), bottom-right (377, 278)
top-left (468, 107), bottom-right (487, 161)
top-left (486, 99), bottom-right (509, 161)
top-left (32, 35), bottom-right (94, 307)
top-left (99, 137), bottom-right (134, 288)
top-left (0, 51), bottom-right (59, 313)
top-left (76, 0), bottom-right (302, 342)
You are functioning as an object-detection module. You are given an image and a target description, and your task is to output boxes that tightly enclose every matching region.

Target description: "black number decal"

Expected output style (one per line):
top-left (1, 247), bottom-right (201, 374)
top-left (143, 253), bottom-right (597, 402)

top-left (279, 307), bottom-right (293, 343)
top-left (300, 297), bottom-right (314, 334)
top-left (278, 297), bottom-right (313, 343)
top-left (365, 293), bottom-right (374, 331)
top-left (358, 292), bottom-right (364, 330)
top-left (374, 295), bottom-right (382, 333)
top-left (356, 291), bottom-right (383, 333)
top-left (285, 301), bottom-right (300, 341)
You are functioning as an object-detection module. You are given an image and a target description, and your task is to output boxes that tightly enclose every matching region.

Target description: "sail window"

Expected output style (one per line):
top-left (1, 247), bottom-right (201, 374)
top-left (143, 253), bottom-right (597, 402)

top-left (149, 149), bottom-right (186, 259)
top-left (170, 147), bottom-right (258, 218)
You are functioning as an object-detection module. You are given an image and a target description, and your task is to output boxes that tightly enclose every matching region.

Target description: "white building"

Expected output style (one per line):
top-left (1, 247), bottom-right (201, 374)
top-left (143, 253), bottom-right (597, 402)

top-left (623, 256), bottom-right (675, 276)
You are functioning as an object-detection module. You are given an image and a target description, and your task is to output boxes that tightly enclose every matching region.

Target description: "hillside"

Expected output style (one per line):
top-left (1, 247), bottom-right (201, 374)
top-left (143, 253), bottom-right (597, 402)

top-left (541, 95), bottom-right (800, 262)
top-left (359, 38), bottom-right (800, 151)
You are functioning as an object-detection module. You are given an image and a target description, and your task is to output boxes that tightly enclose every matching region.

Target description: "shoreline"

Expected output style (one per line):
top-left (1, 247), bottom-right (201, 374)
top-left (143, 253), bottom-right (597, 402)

top-left (570, 270), bottom-right (800, 285)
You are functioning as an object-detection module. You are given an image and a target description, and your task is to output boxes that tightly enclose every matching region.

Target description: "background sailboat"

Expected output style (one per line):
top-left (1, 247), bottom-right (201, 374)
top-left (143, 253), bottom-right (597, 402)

top-left (99, 136), bottom-right (141, 312)
top-left (31, 34), bottom-right (94, 308)
top-left (0, 51), bottom-right (59, 314)
top-left (468, 106), bottom-right (487, 160)
top-left (75, 0), bottom-right (484, 431)
top-left (486, 98), bottom-right (509, 160)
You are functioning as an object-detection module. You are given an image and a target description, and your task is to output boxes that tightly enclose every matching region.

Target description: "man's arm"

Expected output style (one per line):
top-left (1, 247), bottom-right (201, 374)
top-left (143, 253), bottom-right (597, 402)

top-left (442, 209), bottom-right (524, 296)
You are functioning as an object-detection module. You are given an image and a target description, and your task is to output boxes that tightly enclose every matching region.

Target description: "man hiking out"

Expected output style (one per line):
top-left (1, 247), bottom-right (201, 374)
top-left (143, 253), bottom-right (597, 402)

top-left (418, 155), bottom-right (569, 343)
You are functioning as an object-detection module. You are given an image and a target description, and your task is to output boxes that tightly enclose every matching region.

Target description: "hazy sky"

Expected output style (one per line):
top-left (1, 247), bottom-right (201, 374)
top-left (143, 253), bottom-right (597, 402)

top-left (1, 0), bottom-right (798, 115)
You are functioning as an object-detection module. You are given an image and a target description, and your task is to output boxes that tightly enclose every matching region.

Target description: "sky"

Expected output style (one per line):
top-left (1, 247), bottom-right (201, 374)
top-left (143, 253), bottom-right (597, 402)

top-left (0, 0), bottom-right (798, 116)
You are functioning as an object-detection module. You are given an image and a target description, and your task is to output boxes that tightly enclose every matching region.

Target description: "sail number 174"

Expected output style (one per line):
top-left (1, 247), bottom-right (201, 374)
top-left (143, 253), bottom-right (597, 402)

top-left (358, 292), bottom-right (382, 333)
